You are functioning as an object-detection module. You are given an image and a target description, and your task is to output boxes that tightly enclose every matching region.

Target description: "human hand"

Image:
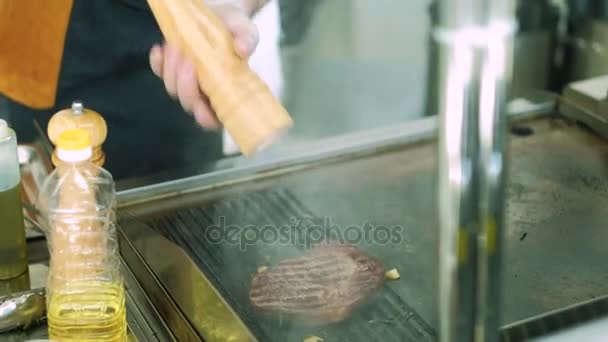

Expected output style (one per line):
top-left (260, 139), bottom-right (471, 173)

top-left (149, 0), bottom-right (263, 129)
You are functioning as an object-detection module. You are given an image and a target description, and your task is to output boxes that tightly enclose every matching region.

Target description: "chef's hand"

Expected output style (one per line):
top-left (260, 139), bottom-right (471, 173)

top-left (149, 0), bottom-right (266, 129)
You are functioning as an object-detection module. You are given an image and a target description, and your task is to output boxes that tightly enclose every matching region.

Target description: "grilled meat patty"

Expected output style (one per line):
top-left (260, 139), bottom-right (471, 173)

top-left (249, 243), bottom-right (385, 324)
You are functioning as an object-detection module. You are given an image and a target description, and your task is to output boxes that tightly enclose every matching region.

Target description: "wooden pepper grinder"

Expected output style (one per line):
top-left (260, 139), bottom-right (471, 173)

top-left (47, 100), bottom-right (107, 167)
top-left (147, 0), bottom-right (293, 156)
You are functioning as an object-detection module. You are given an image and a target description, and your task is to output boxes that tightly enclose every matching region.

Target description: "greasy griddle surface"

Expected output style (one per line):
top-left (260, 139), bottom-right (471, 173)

top-left (144, 188), bottom-right (436, 342)
top-left (128, 116), bottom-right (608, 341)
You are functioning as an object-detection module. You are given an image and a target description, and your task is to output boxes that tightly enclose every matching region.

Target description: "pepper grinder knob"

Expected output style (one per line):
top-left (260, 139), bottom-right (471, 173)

top-left (47, 100), bottom-right (107, 167)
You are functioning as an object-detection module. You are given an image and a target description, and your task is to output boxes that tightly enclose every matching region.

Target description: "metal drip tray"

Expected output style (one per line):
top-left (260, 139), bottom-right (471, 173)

top-left (117, 113), bottom-right (608, 341)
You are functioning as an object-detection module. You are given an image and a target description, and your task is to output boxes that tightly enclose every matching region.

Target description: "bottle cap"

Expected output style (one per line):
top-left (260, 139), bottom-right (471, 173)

top-left (56, 128), bottom-right (93, 162)
top-left (0, 119), bottom-right (9, 139)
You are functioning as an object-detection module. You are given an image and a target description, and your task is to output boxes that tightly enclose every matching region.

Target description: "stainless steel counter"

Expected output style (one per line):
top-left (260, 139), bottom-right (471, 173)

top-left (115, 107), bottom-right (608, 341)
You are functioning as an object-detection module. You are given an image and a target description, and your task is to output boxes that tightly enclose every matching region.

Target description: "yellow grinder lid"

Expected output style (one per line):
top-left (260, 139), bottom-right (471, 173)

top-left (56, 129), bottom-right (93, 163)
top-left (57, 128), bottom-right (91, 151)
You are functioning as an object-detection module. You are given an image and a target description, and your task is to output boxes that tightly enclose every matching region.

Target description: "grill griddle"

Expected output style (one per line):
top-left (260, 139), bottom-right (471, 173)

top-left (144, 188), bottom-right (436, 342)
top-left (121, 116), bottom-right (608, 341)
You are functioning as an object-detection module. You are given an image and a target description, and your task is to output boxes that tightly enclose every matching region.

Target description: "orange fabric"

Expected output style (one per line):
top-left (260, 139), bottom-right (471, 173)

top-left (0, 0), bottom-right (74, 109)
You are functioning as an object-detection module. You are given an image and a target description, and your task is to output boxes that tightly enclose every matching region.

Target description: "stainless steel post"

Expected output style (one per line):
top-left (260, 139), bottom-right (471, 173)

top-left (434, 0), bottom-right (516, 341)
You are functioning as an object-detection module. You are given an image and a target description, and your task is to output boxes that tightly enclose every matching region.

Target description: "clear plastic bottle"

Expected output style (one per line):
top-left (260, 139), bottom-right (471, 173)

top-left (0, 119), bottom-right (28, 281)
top-left (37, 128), bottom-right (126, 342)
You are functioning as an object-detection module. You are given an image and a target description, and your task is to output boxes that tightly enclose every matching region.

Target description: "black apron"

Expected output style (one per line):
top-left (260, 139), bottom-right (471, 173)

top-left (1, 0), bottom-right (223, 181)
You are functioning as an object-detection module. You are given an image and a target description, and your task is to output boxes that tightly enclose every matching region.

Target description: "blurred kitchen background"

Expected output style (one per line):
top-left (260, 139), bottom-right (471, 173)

top-left (273, 0), bottom-right (432, 143)
top-left (6, 0), bottom-right (606, 185)
top-left (255, 0), bottom-right (608, 144)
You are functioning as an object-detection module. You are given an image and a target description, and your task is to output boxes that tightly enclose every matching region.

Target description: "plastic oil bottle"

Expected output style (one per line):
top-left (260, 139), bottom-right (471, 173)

top-left (0, 119), bottom-right (29, 282)
top-left (37, 128), bottom-right (126, 341)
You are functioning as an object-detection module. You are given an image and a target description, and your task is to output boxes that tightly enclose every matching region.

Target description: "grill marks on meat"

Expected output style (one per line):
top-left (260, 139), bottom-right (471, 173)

top-left (249, 243), bottom-right (385, 324)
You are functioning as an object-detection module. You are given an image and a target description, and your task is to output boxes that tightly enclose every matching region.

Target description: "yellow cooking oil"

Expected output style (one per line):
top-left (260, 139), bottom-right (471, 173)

top-left (0, 182), bottom-right (28, 280)
top-left (47, 280), bottom-right (127, 342)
